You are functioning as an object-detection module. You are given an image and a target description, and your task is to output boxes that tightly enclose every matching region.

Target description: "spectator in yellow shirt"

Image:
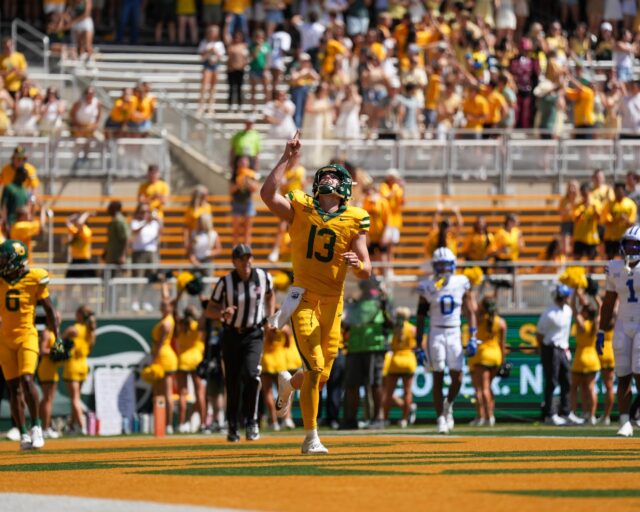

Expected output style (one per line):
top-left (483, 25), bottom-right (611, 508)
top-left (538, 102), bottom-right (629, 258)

top-left (105, 87), bottom-right (135, 137)
top-left (425, 203), bottom-right (463, 256)
top-left (462, 83), bottom-right (489, 137)
top-left (379, 169), bottom-right (405, 274)
top-left (362, 179), bottom-right (391, 272)
top-left (0, 145), bottom-right (40, 195)
top-left (483, 80), bottom-right (509, 128)
top-left (602, 182), bottom-right (638, 259)
top-left (224, 0), bottom-right (250, 39)
top-left (10, 207), bottom-right (41, 263)
top-left (268, 160), bottom-right (306, 262)
top-left (590, 168), bottom-right (613, 250)
top-left (565, 74), bottom-right (595, 138)
top-left (0, 38), bottom-right (28, 96)
top-left (321, 29), bottom-right (349, 78)
top-left (423, 63), bottom-right (441, 131)
top-left (462, 216), bottom-right (495, 263)
top-left (138, 164), bottom-right (170, 220)
top-left (127, 85), bottom-right (155, 136)
top-left (572, 182), bottom-right (602, 260)
top-left (558, 180), bottom-right (579, 256)
top-left (493, 213), bottom-right (524, 263)
top-left (65, 211), bottom-right (95, 278)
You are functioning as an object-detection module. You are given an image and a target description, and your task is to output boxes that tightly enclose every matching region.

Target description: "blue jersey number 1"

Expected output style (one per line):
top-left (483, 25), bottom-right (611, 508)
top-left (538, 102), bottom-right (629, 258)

top-left (627, 279), bottom-right (638, 303)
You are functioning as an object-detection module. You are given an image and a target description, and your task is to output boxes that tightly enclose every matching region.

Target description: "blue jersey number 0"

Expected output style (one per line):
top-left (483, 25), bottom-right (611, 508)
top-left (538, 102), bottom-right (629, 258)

top-left (440, 295), bottom-right (454, 315)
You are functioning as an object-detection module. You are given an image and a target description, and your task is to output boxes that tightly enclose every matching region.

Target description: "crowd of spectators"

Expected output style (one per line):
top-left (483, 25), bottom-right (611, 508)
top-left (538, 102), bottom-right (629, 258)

top-left (11, 2), bottom-right (640, 142)
top-left (0, 36), bottom-right (156, 140)
top-left (177, 1), bottom-right (640, 141)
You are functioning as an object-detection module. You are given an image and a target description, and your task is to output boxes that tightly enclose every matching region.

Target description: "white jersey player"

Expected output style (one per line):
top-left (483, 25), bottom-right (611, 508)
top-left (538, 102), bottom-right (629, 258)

top-left (599, 225), bottom-right (640, 437)
top-left (416, 247), bottom-right (477, 434)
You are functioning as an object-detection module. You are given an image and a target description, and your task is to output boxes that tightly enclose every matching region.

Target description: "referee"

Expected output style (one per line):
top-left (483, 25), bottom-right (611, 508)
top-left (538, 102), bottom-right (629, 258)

top-left (205, 244), bottom-right (274, 442)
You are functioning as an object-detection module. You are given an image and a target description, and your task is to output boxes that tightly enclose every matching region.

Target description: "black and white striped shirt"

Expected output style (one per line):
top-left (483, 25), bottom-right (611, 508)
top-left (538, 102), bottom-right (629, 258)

top-left (210, 268), bottom-right (273, 329)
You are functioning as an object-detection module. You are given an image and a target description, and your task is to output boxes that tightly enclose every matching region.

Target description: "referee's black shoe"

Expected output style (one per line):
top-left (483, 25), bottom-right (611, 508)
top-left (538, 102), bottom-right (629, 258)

top-left (246, 423), bottom-right (260, 441)
top-left (227, 426), bottom-right (240, 442)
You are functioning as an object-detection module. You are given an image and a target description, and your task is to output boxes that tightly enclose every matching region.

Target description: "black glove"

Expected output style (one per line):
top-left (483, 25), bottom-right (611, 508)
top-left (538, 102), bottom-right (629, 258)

top-left (49, 337), bottom-right (73, 362)
top-left (585, 276), bottom-right (599, 297)
top-left (497, 361), bottom-right (512, 378)
top-left (196, 358), bottom-right (219, 380)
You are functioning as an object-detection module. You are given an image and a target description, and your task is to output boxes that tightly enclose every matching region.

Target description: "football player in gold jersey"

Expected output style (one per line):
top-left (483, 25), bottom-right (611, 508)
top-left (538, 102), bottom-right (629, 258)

top-left (261, 132), bottom-right (371, 454)
top-left (0, 240), bottom-right (60, 450)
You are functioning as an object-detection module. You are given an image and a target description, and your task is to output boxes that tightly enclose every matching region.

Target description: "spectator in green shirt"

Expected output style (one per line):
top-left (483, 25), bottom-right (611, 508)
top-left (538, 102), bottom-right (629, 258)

top-left (341, 277), bottom-right (393, 429)
top-left (229, 117), bottom-right (262, 171)
top-left (103, 200), bottom-right (131, 276)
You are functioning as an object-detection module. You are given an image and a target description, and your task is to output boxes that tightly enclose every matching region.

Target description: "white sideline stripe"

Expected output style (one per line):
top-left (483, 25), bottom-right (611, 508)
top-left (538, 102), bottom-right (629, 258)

top-left (0, 493), bottom-right (254, 512)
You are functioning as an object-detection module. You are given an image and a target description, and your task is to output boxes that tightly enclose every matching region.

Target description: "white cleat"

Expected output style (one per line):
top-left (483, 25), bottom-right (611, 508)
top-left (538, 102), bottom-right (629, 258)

top-left (488, 416), bottom-right (496, 427)
top-left (276, 371), bottom-right (293, 418)
top-left (567, 412), bottom-right (585, 425)
top-left (617, 421), bottom-right (634, 437)
top-left (436, 415), bottom-right (449, 435)
top-left (544, 414), bottom-right (567, 426)
top-left (443, 400), bottom-right (454, 431)
top-left (178, 422), bottom-right (191, 434)
top-left (6, 427), bottom-right (20, 442)
top-left (30, 426), bottom-right (45, 449)
top-left (20, 433), bottom-right (32, 451)
top-left (301, 437), bottom-right (329, 455)
top-left (43, 428), bottom-right (60, 439)
top-left (469, 418), bottom-right (485, 426)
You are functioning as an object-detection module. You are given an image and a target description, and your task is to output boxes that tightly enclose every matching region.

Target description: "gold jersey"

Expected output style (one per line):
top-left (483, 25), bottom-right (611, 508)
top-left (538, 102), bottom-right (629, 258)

top-left (0, 268), bottom-right (50, 338)
top-left (288, 190), bottom-right (369, 297)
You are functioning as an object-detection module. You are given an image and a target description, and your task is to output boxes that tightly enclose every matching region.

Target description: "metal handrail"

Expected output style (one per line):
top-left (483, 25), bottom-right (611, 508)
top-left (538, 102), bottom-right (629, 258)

top-left (11, 18), bottom-right (50, 75)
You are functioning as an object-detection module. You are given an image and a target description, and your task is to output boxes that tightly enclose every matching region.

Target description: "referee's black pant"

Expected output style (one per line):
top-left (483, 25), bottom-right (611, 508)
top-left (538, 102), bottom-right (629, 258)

top-left (220, 327), bottom-right (263, 433)
top-left (540, 344), bottom-right (571, 419)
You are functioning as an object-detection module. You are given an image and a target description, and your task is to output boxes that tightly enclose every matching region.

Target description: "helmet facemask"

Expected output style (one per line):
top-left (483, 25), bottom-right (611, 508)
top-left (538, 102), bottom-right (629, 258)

top-left (622, 238), bottom-right (640, 265)
top-left (433, 260), bottom-right (456, 276)
top-left (312, 165), bottom-right (352, 201)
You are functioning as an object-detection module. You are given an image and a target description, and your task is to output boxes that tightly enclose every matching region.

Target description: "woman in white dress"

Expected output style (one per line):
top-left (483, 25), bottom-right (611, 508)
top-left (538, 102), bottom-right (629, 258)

top-left (263, 89), bottom-right (297, 139)
top-left (335, 84), bottom-right (362, 139)
top-left (301, 82), bottom-right (333, 138)
top-left (301, 82), bottom-right (334, 166)
top-left (39, 87), bottom-right (66, 137)
top-left (13, 81), bottom-right (40, 136)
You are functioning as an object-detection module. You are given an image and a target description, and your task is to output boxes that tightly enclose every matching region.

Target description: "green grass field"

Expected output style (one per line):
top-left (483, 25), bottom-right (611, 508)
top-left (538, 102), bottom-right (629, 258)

top-left (1, 424), bottom-right (640, 512)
